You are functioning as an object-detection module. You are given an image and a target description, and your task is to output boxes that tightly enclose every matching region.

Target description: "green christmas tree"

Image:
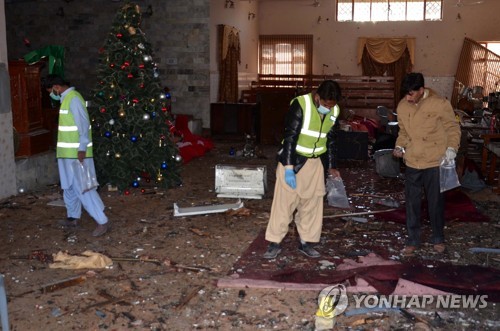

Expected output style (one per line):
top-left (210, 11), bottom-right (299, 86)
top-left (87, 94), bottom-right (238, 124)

top-left (89, 3), bottom-right (181, 192)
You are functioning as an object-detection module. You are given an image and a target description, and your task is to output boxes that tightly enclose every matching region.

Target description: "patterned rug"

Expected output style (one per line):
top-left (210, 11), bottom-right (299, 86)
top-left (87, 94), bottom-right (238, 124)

top-left (218, 161), bottom-right (498, 301)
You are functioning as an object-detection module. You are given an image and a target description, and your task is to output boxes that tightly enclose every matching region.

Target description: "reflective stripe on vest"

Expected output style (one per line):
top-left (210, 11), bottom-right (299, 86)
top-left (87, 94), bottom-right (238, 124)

top-left (294, 94), bottom-right (339, 157)
top-left (57, 90), bottom-right (93, 158)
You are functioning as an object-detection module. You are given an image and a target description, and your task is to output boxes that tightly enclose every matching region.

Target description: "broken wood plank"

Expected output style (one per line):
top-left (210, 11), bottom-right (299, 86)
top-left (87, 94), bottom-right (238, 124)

top-left (173, 199), bottom-right (243, 217)
top-left (111, 256), bottom-right (212, 272)
top-left (98, 289), bottom-right (131, 306)
top-left (11, 274), bottom-right (87, 298)
top-left (111, 257), bottom-right (162, 265)
top-left (175, 285), bottom-right (204, 310)
top-left (60, 293), bottom-right (135, 316)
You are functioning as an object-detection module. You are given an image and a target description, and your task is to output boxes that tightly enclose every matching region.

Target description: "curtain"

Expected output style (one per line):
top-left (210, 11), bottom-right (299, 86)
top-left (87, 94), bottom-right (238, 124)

top-left (358, 37), bottom-right (414, 109)
top-left (218, 24), bottom-right (240, 103)
top-left (259, 35), bottom-right (313, 75)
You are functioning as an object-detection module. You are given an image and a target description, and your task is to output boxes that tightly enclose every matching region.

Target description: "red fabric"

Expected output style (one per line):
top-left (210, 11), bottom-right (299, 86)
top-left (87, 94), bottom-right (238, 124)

top-left (227, 227), bottom-right (500, 302)
top-left (220, 165), bottom-right (498, 301)
top-left (373, 189), bottom-right (490, 224)
top-left (348, 116), bottom-right (380, 139)
top-left (175, 114), bottom-right (214, 164)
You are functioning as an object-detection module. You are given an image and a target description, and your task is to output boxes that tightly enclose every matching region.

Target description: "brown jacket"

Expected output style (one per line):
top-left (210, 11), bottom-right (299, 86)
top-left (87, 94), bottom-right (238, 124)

top-left (395, 89), bottom-right (461, 169)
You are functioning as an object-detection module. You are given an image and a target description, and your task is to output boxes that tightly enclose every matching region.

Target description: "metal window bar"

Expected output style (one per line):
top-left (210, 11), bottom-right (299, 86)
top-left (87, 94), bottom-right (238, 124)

top-left (452, 37), bottom-right (500, 109)
top-left (336, 0), bottom-right (442, 22)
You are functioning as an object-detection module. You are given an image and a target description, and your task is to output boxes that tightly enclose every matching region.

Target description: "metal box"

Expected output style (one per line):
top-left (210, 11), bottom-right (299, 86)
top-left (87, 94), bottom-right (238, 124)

top-left (215, 164), bottom-right (267, 199)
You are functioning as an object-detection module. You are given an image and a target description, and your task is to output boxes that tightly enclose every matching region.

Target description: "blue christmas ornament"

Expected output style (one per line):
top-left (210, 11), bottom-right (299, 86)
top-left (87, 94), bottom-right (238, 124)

top-left (161, 162), bottom-right (168, 169)
top-left (130, 135), bottom-right (138, 142)
top-left (151, 111), bottom-right (157, 118)
top-left (132, 181), bottom-right (139, 188)
top-left (104, 131), bottom-right (111, 138)
top-left (165, 92), bottom-right (171, 99)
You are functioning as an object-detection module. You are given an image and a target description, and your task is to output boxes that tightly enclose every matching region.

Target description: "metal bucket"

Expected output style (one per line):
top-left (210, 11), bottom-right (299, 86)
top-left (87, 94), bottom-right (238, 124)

top-left (387, 122), bottom-right (399, 136)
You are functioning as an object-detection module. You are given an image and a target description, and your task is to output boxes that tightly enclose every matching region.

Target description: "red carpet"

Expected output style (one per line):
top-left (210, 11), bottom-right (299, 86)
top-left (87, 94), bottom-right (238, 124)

top-left (218, 163), bottom-right (498, 301)
top-left (372, 189), bottom-right (490, 224)
top-left (219, 223), bottom-right (500, 302)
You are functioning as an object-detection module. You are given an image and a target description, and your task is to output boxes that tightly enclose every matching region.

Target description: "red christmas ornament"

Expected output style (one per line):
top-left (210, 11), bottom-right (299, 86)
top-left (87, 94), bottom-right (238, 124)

top-left (100, 107), bottom-right (106, 113)
top-left (161, 107), bottom-right (167, 112)
top-left (132, 98), bottom-right (139, 104)
top-left (124, 190), bottom-right (130, 195)
top-left (116, 33), bottom-right (123, 38)
top-left (141, 188), bottom-right (146, 193)
top-left (139, 64), bottom-right (145, 69)
top-left (110, 63), bottom-right (115, 68)
top-left (139, 83), bottom-right (145, 88)
top-left (127, 73), bottom-right (134, 78)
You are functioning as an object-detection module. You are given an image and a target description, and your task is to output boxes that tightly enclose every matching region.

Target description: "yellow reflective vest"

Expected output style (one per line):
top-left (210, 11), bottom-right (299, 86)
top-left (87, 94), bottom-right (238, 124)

top-left (57, 90), bottom-right (93, 158)
top-left (294, 93), bottom-right (339, 157)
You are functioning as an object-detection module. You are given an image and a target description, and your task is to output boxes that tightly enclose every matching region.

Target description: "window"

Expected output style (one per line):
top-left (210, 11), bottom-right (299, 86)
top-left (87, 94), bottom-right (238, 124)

top-left (259, 35), bottom-right (313, 75)
top-left (337, 0), bottom-right (443, 22)
top-left (452, 38), bottom-right (500, 110)
top-left (481, 42), bottom-right (500, 56)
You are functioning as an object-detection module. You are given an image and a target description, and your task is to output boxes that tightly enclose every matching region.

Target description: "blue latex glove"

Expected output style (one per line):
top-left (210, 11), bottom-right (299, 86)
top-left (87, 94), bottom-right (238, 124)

top-left (284, 168), bottom-right (296, 189)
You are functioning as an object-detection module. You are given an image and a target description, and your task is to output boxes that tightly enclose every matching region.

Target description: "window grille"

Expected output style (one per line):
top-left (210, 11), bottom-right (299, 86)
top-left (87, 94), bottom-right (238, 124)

top-left (259, 35), bottom-right (313, 75)
top-left (337, 0), bottom-right (442, 22)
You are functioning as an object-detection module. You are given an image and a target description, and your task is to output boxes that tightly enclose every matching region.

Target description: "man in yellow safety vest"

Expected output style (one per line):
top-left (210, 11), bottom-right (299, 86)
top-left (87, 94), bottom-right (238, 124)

top-left (42, 74), bottom-right (110, 237)
top-left (263, 80), bottom-right (342, 259)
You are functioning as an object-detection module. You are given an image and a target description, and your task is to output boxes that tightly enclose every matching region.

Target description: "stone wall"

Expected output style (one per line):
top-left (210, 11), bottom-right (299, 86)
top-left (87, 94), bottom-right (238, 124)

top-left (5, 0), bottom-right (210, 127)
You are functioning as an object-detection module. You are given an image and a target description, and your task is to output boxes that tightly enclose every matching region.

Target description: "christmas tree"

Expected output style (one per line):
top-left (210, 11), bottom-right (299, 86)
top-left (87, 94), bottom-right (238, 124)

top-left (89, 3), bottom-right (181, 192)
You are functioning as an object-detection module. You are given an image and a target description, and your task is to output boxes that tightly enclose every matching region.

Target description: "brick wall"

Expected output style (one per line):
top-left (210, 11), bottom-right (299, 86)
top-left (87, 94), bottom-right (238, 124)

top-left (5, 0), bottom-right (210, 125)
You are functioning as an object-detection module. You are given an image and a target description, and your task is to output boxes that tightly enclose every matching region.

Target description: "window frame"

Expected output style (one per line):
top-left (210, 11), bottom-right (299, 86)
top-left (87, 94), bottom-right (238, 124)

top-left (258, 35), bottom-right (313, 75)
top-left (336, 0), bottom-right (443, 22)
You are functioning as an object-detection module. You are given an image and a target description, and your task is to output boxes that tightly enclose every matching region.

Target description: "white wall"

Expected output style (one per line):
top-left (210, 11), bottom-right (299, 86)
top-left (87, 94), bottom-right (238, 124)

top-left (209, 0), bottom-right (259, 102)
top-left (257, 0), bottom-right (500, 77)
top-left (0, 0), bottom-right (17, 200)
top-left (209, 0), bottom-right (500, 102)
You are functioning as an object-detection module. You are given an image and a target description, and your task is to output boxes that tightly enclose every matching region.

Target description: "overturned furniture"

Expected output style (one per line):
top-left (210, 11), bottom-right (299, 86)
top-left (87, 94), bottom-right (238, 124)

top-left (215, 164), bottom-right (267, 199)
top-left (481, 133), bottom-right (500, 193)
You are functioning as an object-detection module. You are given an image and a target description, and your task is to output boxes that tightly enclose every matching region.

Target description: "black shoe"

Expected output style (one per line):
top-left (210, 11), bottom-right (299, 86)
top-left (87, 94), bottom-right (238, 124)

top-left (58, 217), bottom-right (79, 228)
top-left (263, 242), bottom-right (281, 259)
top-left (298, 243), bottom-right (321, 258)
top-left (92, 222), bottom-right (110, 237)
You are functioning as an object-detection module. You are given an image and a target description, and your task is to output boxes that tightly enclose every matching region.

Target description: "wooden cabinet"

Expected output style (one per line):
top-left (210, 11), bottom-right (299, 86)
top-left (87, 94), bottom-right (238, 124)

top-left (257, 90), bottom-right (296, 144)
top-left (210, 102), bottom-right (259, 141)
top-left (9, 60), bottom-right (52, 157)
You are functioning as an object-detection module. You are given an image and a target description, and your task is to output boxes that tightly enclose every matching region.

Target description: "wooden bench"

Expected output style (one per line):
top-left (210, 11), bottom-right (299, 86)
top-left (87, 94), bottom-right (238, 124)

top-left (241, 75), bottom-right (395, 121)
top-left (239, 75), bottom-right (395, 144)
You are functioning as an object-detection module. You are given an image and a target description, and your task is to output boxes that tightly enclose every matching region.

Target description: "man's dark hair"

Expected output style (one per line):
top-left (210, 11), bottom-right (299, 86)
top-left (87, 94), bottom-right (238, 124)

top-left (401, 72), bottom-right (425, 96)
top-left (317, 80), bottom-right (342, 102)
top-left (41, 74), bottom-right (69, 89)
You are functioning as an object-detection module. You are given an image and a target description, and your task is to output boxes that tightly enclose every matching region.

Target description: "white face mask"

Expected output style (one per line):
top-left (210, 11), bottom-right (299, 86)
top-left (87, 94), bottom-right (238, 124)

top-left (50, 88), bottom-right (61, 101)
top-left (318, 105), bottom-right (330, 114)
